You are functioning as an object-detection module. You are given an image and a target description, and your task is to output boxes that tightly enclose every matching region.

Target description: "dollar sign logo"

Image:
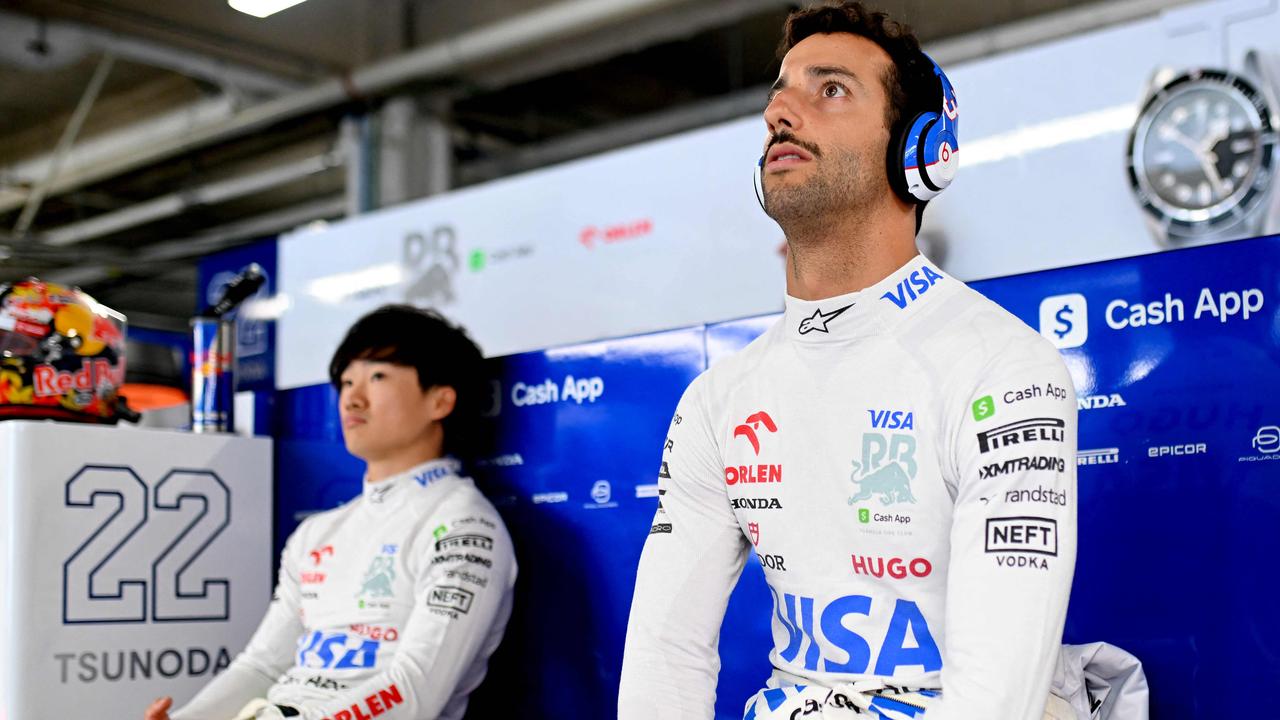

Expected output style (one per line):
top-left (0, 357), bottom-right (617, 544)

top-left (858, 508), bottom-right (870, 523)
top-left (1054, 304), bottom-right (1074, 339)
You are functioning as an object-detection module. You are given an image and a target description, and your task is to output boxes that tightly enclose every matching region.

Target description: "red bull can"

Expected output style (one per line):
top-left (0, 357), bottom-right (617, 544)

top-left (191, 317), bottom-right (235, 433)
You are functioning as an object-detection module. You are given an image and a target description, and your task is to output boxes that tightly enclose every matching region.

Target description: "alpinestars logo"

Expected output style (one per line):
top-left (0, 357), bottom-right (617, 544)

top-left (798, 304), bottom-right (853, 334)
top-left (733, 411), bottom-right (778, 455)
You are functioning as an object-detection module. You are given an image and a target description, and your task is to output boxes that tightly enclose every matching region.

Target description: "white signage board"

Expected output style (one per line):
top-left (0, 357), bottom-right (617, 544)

top-left (0, 421), bottom-right (273, 718)
top-left (277, 116), bottom-right (785, 389)
top-left (277, 0), bottom-right (1278, 389)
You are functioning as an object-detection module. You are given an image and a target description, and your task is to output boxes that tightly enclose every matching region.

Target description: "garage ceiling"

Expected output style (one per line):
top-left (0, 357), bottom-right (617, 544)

top-left (0, 0), bottom-right (1192, 329)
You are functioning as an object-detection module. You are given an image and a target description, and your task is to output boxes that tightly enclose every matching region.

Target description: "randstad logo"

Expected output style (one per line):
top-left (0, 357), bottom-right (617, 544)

top-left (881, 265), bottom-right (944, 309)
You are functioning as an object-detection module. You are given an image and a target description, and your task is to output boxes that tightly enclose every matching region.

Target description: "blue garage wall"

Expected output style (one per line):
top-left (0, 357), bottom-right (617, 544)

top-left (273, 234), bottom-right (1280, 718)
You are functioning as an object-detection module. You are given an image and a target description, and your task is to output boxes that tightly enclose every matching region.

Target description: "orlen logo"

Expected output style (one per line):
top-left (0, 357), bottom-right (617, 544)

top-left (880, 265), bottom-right (943, 309)
top-left (309, 545), bottom-right (334, 565)
top-left (851, 555), bottom-right (932, 579)
top-left (733, 411), bottom-right (778, 455)
top-left (579, 218), bottom-right (653, 249)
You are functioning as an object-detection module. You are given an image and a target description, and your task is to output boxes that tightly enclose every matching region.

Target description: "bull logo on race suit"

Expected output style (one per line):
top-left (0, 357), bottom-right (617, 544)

top-left (848, 432), bottom-right (918, 506)
top-left (357, 556), bottom-right (396, 599)
top-left (403, 226), bottom-right (460, 307)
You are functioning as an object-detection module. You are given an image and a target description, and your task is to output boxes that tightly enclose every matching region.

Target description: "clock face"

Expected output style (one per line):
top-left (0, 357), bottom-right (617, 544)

top-left (1127, 69), bottom-right (1276, 238)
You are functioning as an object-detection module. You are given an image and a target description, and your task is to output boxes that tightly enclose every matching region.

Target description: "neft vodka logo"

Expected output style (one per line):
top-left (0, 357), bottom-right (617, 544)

top-left (976, 418), bottom-right (1065, 453)
top-left (1039, 293), bottom-right (1088, 349)
top-left (1077, 448), bottom-right (1120, 466)
top-left (986, 517), bottom-right (1058, 570)
top-left (881, 265), bottom-right (944, 309)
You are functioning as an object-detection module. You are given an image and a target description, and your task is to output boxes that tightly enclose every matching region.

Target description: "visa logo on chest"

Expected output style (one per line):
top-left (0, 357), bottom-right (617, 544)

top-left (881, 266), bottom-right (944, 309)
top-left (868, 409), bottom-right (914, 430)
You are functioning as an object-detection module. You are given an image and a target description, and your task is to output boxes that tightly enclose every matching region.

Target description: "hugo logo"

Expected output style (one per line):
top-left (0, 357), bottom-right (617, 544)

top-left (734, 411), bottom-right (778, 455)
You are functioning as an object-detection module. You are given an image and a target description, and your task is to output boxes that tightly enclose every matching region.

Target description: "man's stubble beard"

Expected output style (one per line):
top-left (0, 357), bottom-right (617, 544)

top-left (763, 143), bottom-right (882, 243)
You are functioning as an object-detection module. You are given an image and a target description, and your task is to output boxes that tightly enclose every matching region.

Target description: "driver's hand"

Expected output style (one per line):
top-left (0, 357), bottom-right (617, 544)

top-left (144, 696), bottom-right (173, 720)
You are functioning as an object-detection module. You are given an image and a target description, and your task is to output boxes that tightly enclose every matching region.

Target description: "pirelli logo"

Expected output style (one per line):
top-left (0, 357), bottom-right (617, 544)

top-left (435, 534), bottom-right (493, 552)
top-left (976, 418), bottom-right (1065, 454)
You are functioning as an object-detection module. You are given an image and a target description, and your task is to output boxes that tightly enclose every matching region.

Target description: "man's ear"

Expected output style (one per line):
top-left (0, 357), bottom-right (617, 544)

top-left (426, 385), bottom-right (457, 421)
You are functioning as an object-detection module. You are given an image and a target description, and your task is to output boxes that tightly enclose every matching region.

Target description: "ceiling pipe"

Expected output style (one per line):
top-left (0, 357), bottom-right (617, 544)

top-left (0, 9), bottom-right (300, 96)
top-left (41, 150), bottom-right (339, 247)
top-left (4, 0), bottom-right (692, 223)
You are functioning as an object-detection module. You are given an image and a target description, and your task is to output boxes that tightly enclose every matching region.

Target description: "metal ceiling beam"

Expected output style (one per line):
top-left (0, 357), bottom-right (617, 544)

top-left (40, 150), bottom-right (340, 247)
top-left (0, 0), bottom-right (699, 220)
top-left (44, 195), bottom-right (346, 288)
top-left (0, 9), bottom-right (299, 96)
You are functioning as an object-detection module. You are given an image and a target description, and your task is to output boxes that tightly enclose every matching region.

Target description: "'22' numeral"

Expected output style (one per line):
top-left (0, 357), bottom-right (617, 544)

top-left (62, 466), bottom-right (231, 624)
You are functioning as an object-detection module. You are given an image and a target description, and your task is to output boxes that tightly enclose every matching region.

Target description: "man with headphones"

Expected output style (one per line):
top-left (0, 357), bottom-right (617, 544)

top-left (619, 3), bottom-right (1077, 719)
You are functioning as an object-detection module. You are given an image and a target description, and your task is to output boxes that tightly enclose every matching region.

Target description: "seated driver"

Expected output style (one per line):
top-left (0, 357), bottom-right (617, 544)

top-left (145, 304), bottom-right (516, 720)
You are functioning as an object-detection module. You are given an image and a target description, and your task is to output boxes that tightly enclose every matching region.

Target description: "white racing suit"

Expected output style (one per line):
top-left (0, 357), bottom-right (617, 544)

top-left (619, 255), bottom-right (1078, 719)
top-left (171, 458), bottom-right (517, 720)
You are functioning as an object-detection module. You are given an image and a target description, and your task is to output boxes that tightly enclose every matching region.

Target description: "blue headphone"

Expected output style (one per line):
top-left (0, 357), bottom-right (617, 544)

top-left (891, 53), bottom-right (959, 203)
top-left (754, 52), bottom-right (959, 208)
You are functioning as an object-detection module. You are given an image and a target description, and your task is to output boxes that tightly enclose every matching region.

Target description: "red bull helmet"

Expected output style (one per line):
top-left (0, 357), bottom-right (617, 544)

top-left (0, 279), bottom-right (127, 423)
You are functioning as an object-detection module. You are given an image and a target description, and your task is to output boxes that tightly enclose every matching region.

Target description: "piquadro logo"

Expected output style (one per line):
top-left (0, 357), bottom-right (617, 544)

top-left (1039, 293), bottom-right (1088, 349)
top-left (881, 265), bottom-right (944, 309)
top-left (62, 466), bottom-right (230, 624)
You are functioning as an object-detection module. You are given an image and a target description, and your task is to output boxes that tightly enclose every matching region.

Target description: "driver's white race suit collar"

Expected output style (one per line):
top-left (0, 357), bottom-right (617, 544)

top-left (361, 456), bottom-right (464, 507)
top-left (782, 254), bottom-right (946, 344)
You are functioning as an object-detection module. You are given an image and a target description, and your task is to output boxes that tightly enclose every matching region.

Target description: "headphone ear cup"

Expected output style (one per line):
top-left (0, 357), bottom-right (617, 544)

top-left (886, 116), bottom-right (916, 205)
top-left (901, 112), bottom-right (944, 202)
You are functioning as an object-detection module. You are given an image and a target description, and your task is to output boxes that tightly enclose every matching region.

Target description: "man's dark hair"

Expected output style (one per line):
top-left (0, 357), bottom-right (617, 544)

top-left (329, 304), bottom-right (486, 457)
top-left (777, 1), bottom-right (940, 230)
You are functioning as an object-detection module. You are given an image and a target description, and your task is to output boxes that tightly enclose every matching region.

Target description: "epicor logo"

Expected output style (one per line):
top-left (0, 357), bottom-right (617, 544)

top-left (1039, 293), bottom-right (1088, 349)
top-left (734, 411), bottom-right (778, 455)
top-left (1148, 443), bottom-right (1207, 458)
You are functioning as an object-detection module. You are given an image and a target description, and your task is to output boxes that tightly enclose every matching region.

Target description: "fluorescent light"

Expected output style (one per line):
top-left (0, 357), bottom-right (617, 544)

top-left (963, 103), bottom-right (1136, 168)
top-left (228, 0), bottom-right (310, 19)
top-left (306, 264), bottom-right (405, 304)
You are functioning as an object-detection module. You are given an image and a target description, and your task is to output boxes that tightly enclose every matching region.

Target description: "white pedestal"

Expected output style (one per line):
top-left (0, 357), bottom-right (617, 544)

top-left (0, 421), bottom-right (273, 717)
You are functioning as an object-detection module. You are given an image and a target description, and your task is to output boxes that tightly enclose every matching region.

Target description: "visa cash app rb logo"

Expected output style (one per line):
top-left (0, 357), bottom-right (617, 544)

top-left (1039, 293), bottom-right (1088, 349)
